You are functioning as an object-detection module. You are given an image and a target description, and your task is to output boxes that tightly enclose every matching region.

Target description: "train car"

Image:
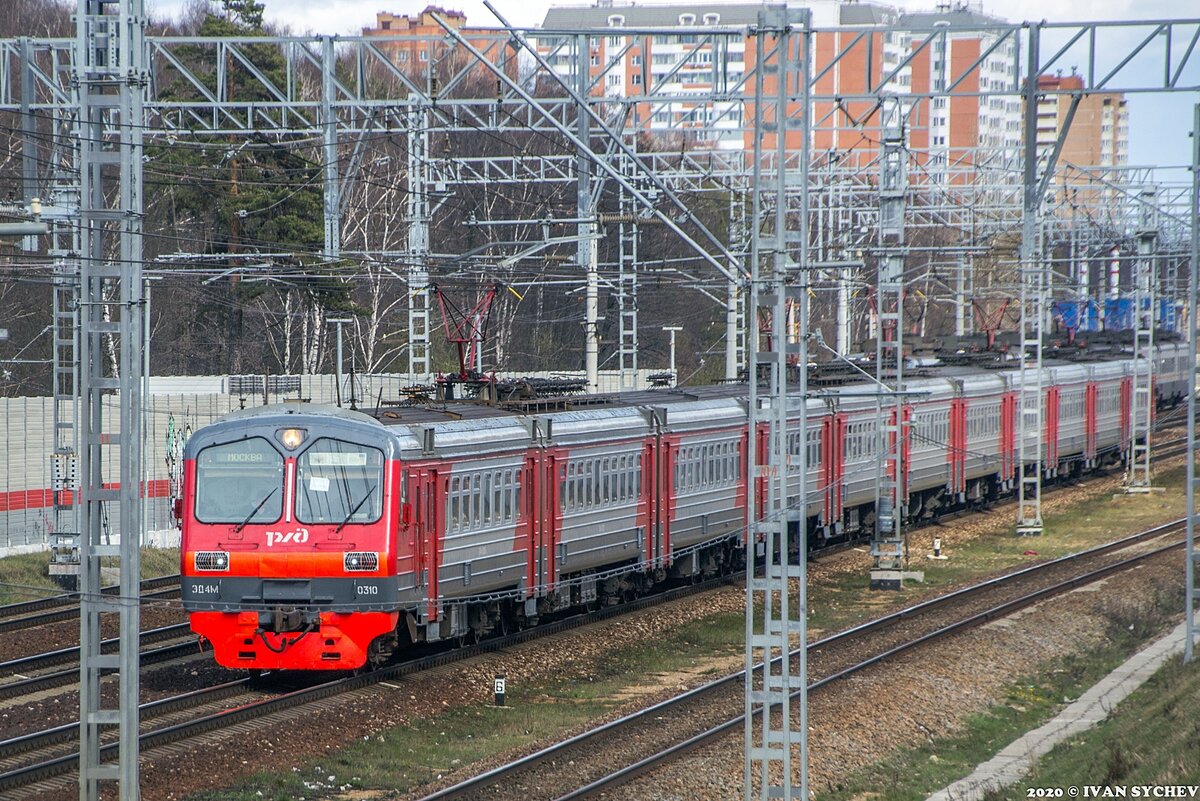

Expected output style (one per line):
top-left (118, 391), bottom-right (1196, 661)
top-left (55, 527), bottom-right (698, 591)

top-left (180, 345), bottom-right (1185, 671)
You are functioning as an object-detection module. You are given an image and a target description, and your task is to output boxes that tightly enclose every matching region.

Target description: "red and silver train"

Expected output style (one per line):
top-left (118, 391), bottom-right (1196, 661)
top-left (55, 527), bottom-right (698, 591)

top-left (180, 343), bottom-right (1190, 671)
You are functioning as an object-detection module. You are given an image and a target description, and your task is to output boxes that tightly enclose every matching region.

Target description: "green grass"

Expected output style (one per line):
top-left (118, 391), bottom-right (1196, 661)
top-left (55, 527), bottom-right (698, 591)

top-left (0, 547), bottom-right (181, 605)
top-left (1002, 655), bottom-right (1200, 798)
top-left (814, 587), bottom-right (1187, 801)
top-left (187, 698), bottom-right (615, 801)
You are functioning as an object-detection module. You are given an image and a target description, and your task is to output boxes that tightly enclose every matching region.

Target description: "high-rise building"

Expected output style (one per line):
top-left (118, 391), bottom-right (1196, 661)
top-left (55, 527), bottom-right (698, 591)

top-left (1033, 74), bottom-right (1129, 170)
top-left (366, 3), bottom-right (1126, 196)
top-left (536, 1), bottom-right (909, 155)
top-left (901, 6), bottom-right (1022, 184)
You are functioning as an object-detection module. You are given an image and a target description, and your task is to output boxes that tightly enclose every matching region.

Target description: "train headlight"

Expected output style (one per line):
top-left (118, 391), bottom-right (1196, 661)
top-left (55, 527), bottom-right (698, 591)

top-left (194, 551), bottom-right (230, 571)
top-left (277, 428), bottom-right (306, 450)
top-left (344, 552), bottom-right (379, 572)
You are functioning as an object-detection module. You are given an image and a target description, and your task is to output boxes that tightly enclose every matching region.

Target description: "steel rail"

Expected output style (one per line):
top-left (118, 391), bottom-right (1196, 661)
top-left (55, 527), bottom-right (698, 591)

top-left (0, 573), bottom-right (180, 624)
top-left (420, 519), bottom-right (1188, 801)
top-left (0, 639), bottom-right (202, 702)
top-left (0, 573), bottom-right (740, 795)
top-left (553, 537), bottom-right (1189, 800)
top-left (2, 435), bottom-right (1189, 795)
top-left (0, 623), bottom-right (192, 684)
top-left (0, 678), bottom-right (252, 764)
top-left (0, 586), bottom-right (180, 635)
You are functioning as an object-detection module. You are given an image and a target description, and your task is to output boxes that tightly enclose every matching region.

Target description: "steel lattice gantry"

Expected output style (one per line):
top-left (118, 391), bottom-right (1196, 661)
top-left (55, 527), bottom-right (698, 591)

top-left (4, 22), bottom-right (1198, 395)
top-left (870, 96), bottom-right (909, 588)
top-left (744, 9), bottom-right (811, 799)
top-left (1186, 103), bottom-right (1199, 665)
top-left (74, 1), bottom-right (146, 799)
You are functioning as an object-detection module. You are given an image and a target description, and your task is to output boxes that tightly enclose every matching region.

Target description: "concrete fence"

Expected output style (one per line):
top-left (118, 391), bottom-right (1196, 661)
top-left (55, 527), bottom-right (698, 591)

top-left (0, 370), bottom-right (658, 555)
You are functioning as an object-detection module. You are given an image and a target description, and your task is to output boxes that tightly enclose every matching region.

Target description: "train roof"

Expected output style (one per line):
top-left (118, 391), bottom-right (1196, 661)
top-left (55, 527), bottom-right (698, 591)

top-left (361, 351), bottom-right (1150, 429)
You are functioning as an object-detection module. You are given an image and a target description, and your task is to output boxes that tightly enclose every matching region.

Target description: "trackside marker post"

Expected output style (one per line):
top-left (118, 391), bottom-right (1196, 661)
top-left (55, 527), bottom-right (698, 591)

top-left (494, 674), bottom-right (506, 707)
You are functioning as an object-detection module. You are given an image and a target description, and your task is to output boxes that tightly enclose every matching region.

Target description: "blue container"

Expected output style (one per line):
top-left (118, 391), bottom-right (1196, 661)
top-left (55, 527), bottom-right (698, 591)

top-left (1104, 298), bottom-right (1134, 331)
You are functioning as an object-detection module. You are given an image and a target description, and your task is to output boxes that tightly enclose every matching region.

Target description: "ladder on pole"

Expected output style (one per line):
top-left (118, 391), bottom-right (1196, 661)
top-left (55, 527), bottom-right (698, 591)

top-left (1124, 188), bottom-right (1159, 492)
top-left (617, 151), bottom-right (640, 392)
top-left (1016, 25), bottom-right (1045, 537)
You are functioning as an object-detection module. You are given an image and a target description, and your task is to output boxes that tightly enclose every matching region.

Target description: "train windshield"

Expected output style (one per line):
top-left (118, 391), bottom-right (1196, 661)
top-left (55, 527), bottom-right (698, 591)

top-left (295, 439), bottom-right (384, 526)
top-left (195, 438), bottom-right (284, 524)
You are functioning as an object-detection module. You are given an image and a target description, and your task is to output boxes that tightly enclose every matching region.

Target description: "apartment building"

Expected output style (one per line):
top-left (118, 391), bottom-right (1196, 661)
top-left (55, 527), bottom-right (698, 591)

top-left (366, 3), bottom-right (1123, 192)
top-left (362, 7), bottom-right (516, 78)
top-left (902, 6), bottom-right (1022, 184)
top-left (1034, 74), bottom-right (1129, 169)
top-left (536, 1), bottom-right (909, 155)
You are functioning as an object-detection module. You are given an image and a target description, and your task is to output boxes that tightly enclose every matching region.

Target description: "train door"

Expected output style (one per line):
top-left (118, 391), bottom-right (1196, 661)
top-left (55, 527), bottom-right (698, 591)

top-left (736, 429), bottom-right (750, 532)
top-left (655, 435), bottom-right (678, 568)
top-left (522, 453), bottom-right (538, 599)
top-left (890, 406), bottom-right (913, 511)
top-left (755, 423), bottom-right (769, 520)
top-left (1045, 386), bottom-right (1060, 472)
top-left (411, 467), bottom-right (441, 621)
top-left (1000, 392), bottom-right (1017, 485)
top-left (1084, 382), bottom-right (1098, 463)
top-left (820, 413), bottom-right (845, 534)
top-left (948, 398), bottom-right (967, 498)
top-left (535, 449), bottom-right (566, 593)
top-left (1119, 376), bottom-right (1133, 456)
top-left (639, 440), bottom-right (655, 560)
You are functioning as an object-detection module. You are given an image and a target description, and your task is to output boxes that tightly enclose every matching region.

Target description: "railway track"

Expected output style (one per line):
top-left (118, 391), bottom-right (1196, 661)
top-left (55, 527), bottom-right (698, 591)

top-left (0, 436), bottom-right (1188, 798)
top-left (0, 678), bottom-right (259, 779)
top-left (418, 518), bottom-right (1189, 801)
top-left (0, 574), bottom-right (180, 634)
top-left (0, 572), bottom-right (741, 798)
top-left (0, 623), bottom-right (196, 702)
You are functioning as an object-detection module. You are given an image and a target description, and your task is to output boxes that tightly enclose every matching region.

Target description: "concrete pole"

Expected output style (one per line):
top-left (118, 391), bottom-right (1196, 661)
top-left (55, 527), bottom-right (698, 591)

top-left (575, 34), bottom-right (599, 394)
top-left (585, 225), bottom-right (599, 392)
top-left (836, 271), bottom-right (851, 353)
top-left (663, 326), bottom-right (682, 387)
top-left (725, 187), bottom-right (745, 381)
top-left (726, 277), bottom-right (740, 379)
top-left (955, 254), bottom-right (967, 336)
top-left (329, 318), bottom-right (350, 406)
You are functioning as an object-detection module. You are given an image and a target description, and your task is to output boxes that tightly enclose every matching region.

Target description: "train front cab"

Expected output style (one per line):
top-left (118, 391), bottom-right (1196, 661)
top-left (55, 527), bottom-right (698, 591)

top-left (180, 406), bottom-right (401, 671)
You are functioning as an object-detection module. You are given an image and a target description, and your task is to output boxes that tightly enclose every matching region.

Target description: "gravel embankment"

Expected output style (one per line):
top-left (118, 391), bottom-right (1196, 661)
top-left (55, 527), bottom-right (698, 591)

top-left (621, 559), bottom-right (1183, 800)
top-left (0, 601), bottom-right (186, 665)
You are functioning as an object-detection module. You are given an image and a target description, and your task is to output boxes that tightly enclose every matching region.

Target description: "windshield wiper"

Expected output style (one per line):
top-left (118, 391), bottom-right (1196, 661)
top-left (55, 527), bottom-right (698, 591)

top-left (234, 487), bottom-right (278, 533)
top-left (335, 484), bottom-right (376, 533)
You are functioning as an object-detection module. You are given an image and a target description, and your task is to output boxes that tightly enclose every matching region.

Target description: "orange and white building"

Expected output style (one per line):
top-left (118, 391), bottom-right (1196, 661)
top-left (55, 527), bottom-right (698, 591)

top-left (362, 6), bottom-right (517, 79)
